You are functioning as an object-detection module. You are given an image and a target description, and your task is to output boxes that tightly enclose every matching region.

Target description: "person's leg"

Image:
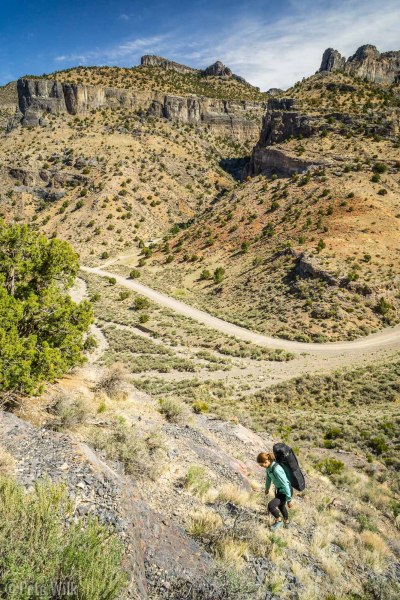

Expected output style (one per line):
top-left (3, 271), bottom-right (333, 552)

top-left (276, 493), bottom-right (289, 521)
top-left (268, 497), bottom-right (281, 519)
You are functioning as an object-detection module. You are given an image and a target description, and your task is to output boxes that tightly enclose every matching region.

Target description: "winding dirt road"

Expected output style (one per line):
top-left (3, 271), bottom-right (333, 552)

top-left (81, 266), bottom-right (400, 357)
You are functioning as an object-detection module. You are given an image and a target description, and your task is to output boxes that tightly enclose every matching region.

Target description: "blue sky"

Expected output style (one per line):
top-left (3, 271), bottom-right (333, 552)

top-left (0, 0), bottom-right (399, 89)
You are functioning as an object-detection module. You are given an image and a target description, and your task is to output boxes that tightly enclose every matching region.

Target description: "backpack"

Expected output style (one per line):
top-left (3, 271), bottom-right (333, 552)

top-left (273, 442), bottom-right (306, 492)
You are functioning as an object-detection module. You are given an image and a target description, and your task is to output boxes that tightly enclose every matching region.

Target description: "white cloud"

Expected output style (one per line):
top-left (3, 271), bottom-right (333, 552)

top-left (53, 0), bottom-right (400, 89)
top-left (190, 0), bottom-right (400, 89)
top-left (55, 35), bottom-right (169, 64)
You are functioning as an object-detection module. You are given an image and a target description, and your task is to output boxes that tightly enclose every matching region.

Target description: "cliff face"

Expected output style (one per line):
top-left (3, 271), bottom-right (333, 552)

top-left (247, 98), bottom-right (324, 176)
top-left (16, 78), bottom-right (265, 141)
top-left (320, 44), bottom-right (400, 84)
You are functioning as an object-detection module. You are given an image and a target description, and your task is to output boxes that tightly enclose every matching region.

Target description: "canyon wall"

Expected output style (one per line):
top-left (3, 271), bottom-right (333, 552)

top-left (16, 78), bottom-right (265, 141)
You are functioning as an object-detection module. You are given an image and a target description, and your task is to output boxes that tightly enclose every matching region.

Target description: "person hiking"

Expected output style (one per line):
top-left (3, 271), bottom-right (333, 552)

top-left (257, 451), bottom-right (292, 531)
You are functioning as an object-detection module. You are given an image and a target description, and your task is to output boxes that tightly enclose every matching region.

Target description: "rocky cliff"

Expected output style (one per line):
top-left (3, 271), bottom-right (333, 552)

top-left (320, 44), bottom-right (400, 84)
top-left (16, 77), bottom-right (265, 141)
top-left (247, 98), bottom-right (325, 176)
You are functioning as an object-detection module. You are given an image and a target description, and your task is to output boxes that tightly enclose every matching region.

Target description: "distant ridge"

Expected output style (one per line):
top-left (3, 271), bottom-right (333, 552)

top-left (141, 54), bottom-right (256, 88)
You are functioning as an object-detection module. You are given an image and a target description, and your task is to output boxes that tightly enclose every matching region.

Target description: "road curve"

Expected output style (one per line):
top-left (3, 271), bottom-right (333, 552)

top-left (81, 266), bottom-right (400, 356)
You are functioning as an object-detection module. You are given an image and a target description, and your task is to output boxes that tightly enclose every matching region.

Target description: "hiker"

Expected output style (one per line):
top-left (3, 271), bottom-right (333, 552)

top-left (257, 451), bottom-right (293, 531)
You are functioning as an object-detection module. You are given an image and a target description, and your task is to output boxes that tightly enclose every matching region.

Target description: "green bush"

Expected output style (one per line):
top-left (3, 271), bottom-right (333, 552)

top-left (373, 162), bottom-right (387, 174)
top-left (199, 268), bottom-right (211, 281)
top-left (213, 267), bottom-right (225, 284)
top-left (0, 476), bottom-right (127, 599)
top-left (316, 457), bottom-right (344, 476)
top-left (118, 291), bottom-right (131, 301)
top-left (129, 269), bottom-right (140, 279)
top-left (368, 436), bottom-right (388, 455)
top-left (134, 296), bottom-right (150, 310)
top-left (192, 401), bottom-right (209, 414)
top-left (0, 221), bottom-right (92, 396)
top-left (375, 297), bottom-right (392, 315)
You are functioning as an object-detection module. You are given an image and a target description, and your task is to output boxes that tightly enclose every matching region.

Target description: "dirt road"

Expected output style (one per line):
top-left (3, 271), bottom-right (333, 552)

top-left (81, 266), bottom-right (400, 357)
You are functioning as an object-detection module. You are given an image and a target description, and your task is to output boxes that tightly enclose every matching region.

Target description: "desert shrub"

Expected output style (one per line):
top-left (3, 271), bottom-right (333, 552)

top-left (187, 508), bottom-right (222, 538)
top-left (0, 476), bottom-right (127, 599)
top-left (373, 162), bottom-right (387, 174)
top-left (324, 426), bottom-right (343, 440)
top-left (90, 420), bottom-right (164, 478)
top-left (100, 251), bottom-right (109, 259)
top-left (375, 297), bottom-right (392, 315)
top-left (316, 457), bottom-right (344, 476)
top-left (0, 221), bottom-right (92, 397)
top-left (368, 436), bottom-right (388, 455)
top-left (213, 267), bottom-right (225, 284)
top-left (118, 291), bottom-right (131, 301)
top-left (184, 466), bottom-right (213, 497)
top-left (0, 447), bottom-right (15, 476)
top-left (192, 400), bottom-right (209, 414)
top-left (158, 397), bottom-right (188, 423)
top-left (199, 268), bottom-right (211, 281)
top-left (129, 269), bottom-right (140, 279)
top-left (49, 391), bottom-right (90, 430)
top-left (133, 296), bottom-right (150, 310)
top-left (96, 363), bottom-right (130, 399)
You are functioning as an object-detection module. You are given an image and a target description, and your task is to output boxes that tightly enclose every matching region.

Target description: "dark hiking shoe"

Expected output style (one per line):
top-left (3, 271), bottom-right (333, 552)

top-left (284, 520), bottom-right (290, 529)
top-left (271, 520), bottom-right (283, 531)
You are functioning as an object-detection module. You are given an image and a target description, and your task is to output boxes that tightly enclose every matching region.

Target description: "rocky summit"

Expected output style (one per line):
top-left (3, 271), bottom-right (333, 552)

top-left (320, 44), bottom-right (400, 84)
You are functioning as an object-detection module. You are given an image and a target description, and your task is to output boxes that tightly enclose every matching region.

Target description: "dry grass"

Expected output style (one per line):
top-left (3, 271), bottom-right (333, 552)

top-left (214, 537), bottom-right (249, 568)
top-left (48, 391), bottom-right (90, 430)
top-left (186, 508), bottom-right (223, 539)
top-left (0, 447), bottom-right (15, 476)
top-left (96, 363), bottom-right (130, 400)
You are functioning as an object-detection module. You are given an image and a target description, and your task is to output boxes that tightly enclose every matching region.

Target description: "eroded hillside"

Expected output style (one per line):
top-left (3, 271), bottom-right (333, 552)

top-left (128, 70), bottom-right (400, 341)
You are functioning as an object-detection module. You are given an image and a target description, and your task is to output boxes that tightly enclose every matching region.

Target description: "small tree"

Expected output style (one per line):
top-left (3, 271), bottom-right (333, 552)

top-left (375, 297), bottom-right (391, 316)
top-left (0, 221), bottom-right (92, 396)
top-left (213, 267), bottom-right (225, 284)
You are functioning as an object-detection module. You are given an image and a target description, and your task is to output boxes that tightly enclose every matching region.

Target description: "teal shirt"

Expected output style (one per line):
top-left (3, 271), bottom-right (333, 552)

top-left (265, 462), bottom-right (292, 501)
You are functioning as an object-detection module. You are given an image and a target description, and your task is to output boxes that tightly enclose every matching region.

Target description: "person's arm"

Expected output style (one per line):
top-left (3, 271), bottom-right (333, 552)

top-left (265, 470), bottom-right (272, 494)
top-left (275, 465), bottom-right (292, 501)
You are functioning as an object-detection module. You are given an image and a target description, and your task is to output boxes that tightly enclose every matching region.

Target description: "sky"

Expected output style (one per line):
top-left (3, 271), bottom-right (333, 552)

top-left (0, 0), bottom-right (399, 90)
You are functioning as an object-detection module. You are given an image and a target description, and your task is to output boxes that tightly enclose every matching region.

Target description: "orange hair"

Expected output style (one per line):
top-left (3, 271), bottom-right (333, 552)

top-left (257, 452), bottom-right (275, 464)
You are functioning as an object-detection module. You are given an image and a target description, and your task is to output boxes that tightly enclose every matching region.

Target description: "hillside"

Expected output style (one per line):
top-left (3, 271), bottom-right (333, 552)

top-left (124, 69), bottom-right (400, 342)
top-left (1, 43), bottom-right (400, 600)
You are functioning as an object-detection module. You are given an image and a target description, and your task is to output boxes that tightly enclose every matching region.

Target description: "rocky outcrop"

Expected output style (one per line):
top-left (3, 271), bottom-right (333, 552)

top-left (257, 98), bottom-right (319, 145)
top-left (250, 147), bottom-right (323, 177)
top-left (320, 48), bottom-right (346, 72)
top-left (141, 55), bottom-right (254, 87)
top-left (203, 60), bottom-right (232, 78)
top-left (320, 44), bottom-right (400, 84)
top-left (16, 77), bottom-right (265, 141)
top-left (141, 55), bottom-right (198, 75)
top-left (247, 98), bottom-right (323, 176)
